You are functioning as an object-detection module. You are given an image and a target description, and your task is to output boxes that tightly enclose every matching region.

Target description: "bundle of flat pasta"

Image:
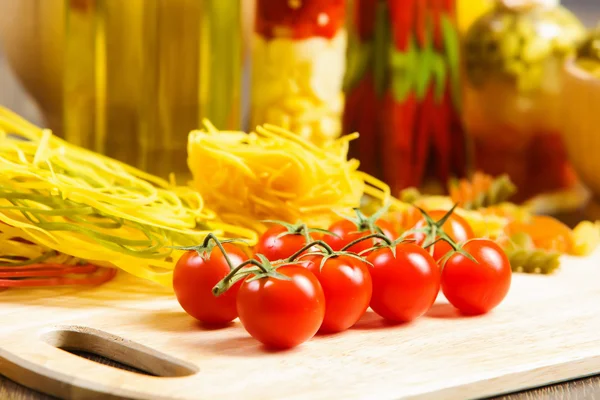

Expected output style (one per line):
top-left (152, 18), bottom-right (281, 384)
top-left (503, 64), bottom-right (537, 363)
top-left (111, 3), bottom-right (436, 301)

top-left (0, 107), bottom-right (256, 287)
top-left (0, 221), bottom-right (114, 288)
top-left (187, 121), bottom-right (398, 233)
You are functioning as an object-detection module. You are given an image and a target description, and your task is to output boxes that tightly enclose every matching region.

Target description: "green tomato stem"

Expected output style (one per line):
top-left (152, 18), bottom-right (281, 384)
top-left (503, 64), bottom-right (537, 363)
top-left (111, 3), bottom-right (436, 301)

top-left (428, 224), bottom-right (437, 258)
top-left (212, 258), bottom-right (269, 297)
top-left (204, 233), bottom-right (238, 272)
top-left (288, 240), bottom-right (335, 261)
top-left (339, 232), bottom-right (393, 252)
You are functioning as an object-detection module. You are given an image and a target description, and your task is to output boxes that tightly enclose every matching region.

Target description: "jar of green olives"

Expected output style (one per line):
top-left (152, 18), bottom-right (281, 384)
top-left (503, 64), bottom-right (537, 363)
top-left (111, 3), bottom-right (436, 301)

top-left (462, 0), bottom-right (586, 203)
top-left (575, 25), bottom-right (600, 77)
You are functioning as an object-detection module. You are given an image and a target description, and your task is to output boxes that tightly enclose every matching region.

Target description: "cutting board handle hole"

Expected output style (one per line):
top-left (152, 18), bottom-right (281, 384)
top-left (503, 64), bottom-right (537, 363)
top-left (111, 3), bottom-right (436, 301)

top-left (41, 326), bottom-right (198, 378)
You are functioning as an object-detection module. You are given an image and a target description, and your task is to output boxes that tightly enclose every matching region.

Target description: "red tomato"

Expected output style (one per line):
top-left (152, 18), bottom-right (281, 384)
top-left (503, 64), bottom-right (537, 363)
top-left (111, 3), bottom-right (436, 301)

top-left (323, 219), bottom-right (397, 255)
top-left (236, 265), bottom-right (325, 349)
top-left (410, 210), bottom-right (474, 261)
top-left (255, 0), bottom-right (346, 40)
top-left (367, 243), bottom-right (440, 322)
top-left (302, 254), bottom-right (372, 333)
top-left (441, 239), bottom-right (512, 315)
top-left (173, 243), bottom-right (248, 325)
top-left (255, 225), bottom-right (314, 261)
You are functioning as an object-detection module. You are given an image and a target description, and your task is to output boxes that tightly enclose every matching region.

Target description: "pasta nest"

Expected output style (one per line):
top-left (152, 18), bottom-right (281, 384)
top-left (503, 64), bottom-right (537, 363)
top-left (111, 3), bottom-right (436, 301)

top-left (187, 121), bottom-right (396, 234)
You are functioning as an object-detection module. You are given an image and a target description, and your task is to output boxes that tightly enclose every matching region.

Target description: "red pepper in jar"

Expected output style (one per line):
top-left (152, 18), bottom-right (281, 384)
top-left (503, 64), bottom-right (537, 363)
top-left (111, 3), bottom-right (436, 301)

top-left (378, 0), bottom-right (467, 192)
top-left (255, 0), bottom-right (346, 40)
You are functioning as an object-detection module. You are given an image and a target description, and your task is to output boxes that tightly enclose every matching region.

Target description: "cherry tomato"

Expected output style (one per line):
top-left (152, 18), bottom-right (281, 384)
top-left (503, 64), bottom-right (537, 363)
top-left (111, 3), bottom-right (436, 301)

top-left (323, 219), bottom-right (397, 255)
top-left (302, 254), bottom-right (372, 333)
top-left (441, 239), bottom-right (512, 315)
top-left (255, 225), bottom-right (315, 261)
top-left (410, 210), bottom-right (474, 261)
top-left (173, 243), bottom-right (248, 325)
top-left (236, 265), bottom-right (325, 349)
top-left (367, 243), bottom-right (440, 322)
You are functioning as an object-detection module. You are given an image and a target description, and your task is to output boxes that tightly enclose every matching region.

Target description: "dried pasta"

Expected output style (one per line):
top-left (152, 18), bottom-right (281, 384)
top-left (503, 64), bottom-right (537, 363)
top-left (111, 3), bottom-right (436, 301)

top-left (397, 190), bottom-right (510, 239)
top-left (507, 248), bottom-right (561, 274)
top-left (572, 220), bottom-right (600, 256)
top-left (448, 172), bottom-right (516, 210)
top-left (0, 106), bottom-right (256, 287)
top-left (501, 232), bottom-right (561, 274)
top-left (187, 121), bottom-right (402, 233)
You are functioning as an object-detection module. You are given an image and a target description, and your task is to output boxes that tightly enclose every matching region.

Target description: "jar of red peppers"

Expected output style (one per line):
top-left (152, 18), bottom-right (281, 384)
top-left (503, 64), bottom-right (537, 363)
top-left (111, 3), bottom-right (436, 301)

top-left (250, 0), bottom-right (346, 147)
top-left (462, 0), bottom-right (586, 203)
top-left (343, 0), bottom-right (467, 194)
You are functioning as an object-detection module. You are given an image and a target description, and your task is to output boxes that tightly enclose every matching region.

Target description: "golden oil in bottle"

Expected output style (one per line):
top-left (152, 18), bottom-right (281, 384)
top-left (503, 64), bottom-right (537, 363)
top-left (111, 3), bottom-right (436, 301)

top-left (63, 0), bottom-right (243, 179)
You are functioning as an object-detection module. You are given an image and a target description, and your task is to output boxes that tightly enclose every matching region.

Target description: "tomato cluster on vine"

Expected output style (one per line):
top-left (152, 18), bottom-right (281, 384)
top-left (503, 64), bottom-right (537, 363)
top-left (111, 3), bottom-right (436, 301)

top-left (172, 206), bottom-right (512, 349)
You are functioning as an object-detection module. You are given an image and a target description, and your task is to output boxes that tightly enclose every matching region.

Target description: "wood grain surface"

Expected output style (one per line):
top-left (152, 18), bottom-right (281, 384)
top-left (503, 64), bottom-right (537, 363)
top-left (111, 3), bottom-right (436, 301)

top-left (1, 252), bottom-right (600, 400)
top-left (3, 355), bottom-right (600, 400)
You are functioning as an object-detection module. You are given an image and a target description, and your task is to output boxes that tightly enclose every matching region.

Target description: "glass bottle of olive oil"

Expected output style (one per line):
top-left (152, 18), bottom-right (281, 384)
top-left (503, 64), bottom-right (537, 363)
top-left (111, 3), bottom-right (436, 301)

top-left (63, 0), bottom-right (243, 179)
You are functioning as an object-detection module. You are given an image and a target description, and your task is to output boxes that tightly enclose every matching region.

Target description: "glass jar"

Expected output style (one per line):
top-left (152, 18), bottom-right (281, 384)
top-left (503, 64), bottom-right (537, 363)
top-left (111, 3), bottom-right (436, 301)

top-left (575, 25), bottom-right (600, 76)
top-left (457, 0), bottom-right (495, 35)
top-left (343, 0), bottom-right (468, 194)
top-left (462, 0), bottom-right (586, 202)
top-left (250, 0), bottom-right (347, 147)
top-left (63, 0), bottom-right (244, 179)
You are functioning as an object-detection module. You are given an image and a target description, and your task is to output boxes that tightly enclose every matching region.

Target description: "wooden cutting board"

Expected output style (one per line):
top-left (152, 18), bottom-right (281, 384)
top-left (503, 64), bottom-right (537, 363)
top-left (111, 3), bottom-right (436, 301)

top-left (1, 250), bottom-right (600, 400)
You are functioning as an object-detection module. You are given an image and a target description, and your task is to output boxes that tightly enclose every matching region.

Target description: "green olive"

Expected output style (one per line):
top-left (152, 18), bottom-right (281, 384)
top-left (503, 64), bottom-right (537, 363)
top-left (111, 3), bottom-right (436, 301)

top-left (500, 33), bottom-right (521, 60)
top-left (576, 26), bottom-right (600, 64)
top-left (553, 35), bottom-right (575, 54)
top-left (464, 3), bottom-right (585, 92)
top-left (521, 37), bottom-right (552, 63)
top-left (514, 17), bottom-right (536, 38)
top-left (575, 25), bottom-right (600, 77)
top-left (504, 59), bottom-right (526, 77)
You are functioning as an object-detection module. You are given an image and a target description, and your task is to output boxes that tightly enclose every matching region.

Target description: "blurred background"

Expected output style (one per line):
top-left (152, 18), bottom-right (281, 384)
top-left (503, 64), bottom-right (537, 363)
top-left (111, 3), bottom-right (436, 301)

top-left (0, 0), bottom-right (599, 214)
top-left (1, 0), bottom-right (597, 125)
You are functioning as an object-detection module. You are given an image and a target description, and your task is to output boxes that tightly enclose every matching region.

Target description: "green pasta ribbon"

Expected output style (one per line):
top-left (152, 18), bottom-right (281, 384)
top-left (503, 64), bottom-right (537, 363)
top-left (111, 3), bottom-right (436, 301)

top-left (0, 111), bottom-right (258, 285)
top-left (502, 232), bottom-right (561, 274)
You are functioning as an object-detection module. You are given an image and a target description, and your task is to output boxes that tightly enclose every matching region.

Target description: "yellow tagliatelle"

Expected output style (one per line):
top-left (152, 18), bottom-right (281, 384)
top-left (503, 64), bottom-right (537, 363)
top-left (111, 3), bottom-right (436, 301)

top-left (187, 121), bottom-right (402, 232)
top-left (0, 106), bottom-right (257, 287)
top-left (0, 222), bottom-right (77, 266)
